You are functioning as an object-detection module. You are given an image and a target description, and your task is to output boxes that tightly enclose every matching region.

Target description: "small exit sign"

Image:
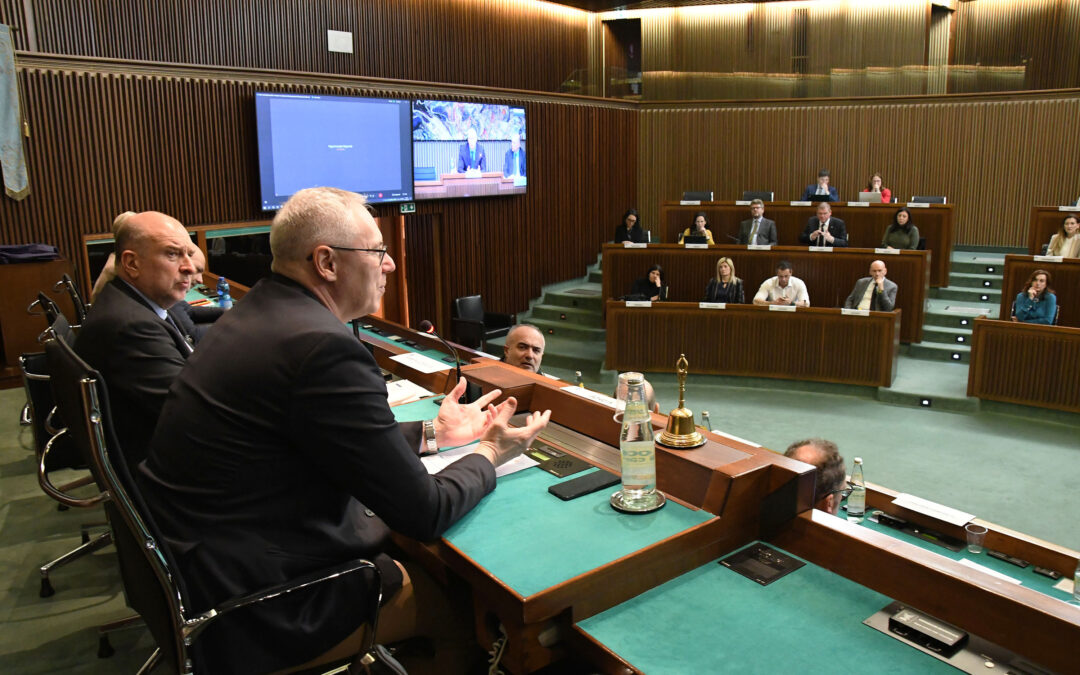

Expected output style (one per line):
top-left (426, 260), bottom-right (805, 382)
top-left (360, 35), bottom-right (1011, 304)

top-left (399, 202), bottom-right (416, 214)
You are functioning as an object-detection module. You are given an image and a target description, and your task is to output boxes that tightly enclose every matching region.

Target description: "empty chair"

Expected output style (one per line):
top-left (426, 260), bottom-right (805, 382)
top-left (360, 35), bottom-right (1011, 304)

top-left (910, 195), bottom-right (947, 204)
top-left (741, 190), bottom-right (774, 202)
top-left (681, 190), bottom-right (713, 202)
top-left (452, 295), bottom-right (514, 350)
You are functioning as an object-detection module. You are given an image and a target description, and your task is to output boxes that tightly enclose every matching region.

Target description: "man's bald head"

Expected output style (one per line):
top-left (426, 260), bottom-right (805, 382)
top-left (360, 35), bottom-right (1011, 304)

top-left (503, 324), bottom-right (545, 373)
top-left (114, 211), bottom-right (195, 309)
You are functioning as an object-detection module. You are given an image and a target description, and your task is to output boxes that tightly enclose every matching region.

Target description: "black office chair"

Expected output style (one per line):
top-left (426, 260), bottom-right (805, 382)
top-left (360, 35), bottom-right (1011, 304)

top-left (911, 195), bottom-right (947, 204)
top-left (451, 295), bottom-right (514, 351)
top-left (917, 237), bottom-right (927, 251)
top-left (54, 273), bottom-right (88, 324)
top-left (741, 190), bottom-right (774, 202)
top-left (681, 190), bottom-right (713, 202)
top-left (43, 336), bottom-right (386, 672)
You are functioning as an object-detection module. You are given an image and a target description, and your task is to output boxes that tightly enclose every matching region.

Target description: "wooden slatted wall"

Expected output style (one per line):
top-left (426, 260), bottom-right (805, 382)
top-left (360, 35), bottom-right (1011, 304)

top-left (0, 58), bottom-right (636, 318)
top-left (637, 93), bottom-right (1080, 247)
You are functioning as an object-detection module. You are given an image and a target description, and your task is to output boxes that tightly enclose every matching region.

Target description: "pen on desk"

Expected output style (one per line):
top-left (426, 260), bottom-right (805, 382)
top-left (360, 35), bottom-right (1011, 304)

top-left (188, 298), bottom-right (212, 306)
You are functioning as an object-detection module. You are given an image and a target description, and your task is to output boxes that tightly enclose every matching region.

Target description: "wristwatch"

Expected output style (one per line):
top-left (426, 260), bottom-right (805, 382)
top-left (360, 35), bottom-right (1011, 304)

top-left (422, 419), bottom-right (438, 455)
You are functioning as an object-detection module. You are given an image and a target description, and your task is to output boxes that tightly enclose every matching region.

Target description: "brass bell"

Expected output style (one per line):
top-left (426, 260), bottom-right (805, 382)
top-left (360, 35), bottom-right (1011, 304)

top-left (658, 354), bottom-right (705, 449)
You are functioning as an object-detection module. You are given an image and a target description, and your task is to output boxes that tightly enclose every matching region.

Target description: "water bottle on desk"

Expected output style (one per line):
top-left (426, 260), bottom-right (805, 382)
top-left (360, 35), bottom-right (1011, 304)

top-left (847, 457), bottom-right (866, 523)
top-left (610, 372), bottom-right (665, 513)
top-left (218, 277), bottom-right (233, 310)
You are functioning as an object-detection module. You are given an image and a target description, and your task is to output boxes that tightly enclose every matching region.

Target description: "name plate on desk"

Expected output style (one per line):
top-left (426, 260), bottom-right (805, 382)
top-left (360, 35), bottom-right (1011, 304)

top-left (841, 308), bottom-right (870, 316)
top-left (906, 202), bottom-right (930, 208)
top-left (808, 246), bottom-right (833, 252)
top-left (847, 201), bottom-right (870, 207)
top-left (679, 200), bottom-right (701, 206)
top-left (560, 385), bottom-right (618, 409)
top-left (625, 301), bottom-right (652, 308)
top-left (790, 200), bottom-right (812, 206)
top-left (389, 352), bottom-right (451, 374)
top-left (874, 247), bottom-right (901, 255)
top-left (699, 302), bottom-right (726, 309)
top-left (1033, 255), bottom-right (1063, 263)
top-left (684, 243), bottom-right (709, 249)
top-left (747, 244), bottom-right (772, 251)
top-left (1057, 205), bottom-right (1080, 212)
top-left (734, 200), bottom-right (751, 206)
top-left (623, 242), bottom-right (647, 249)
top-left (892, 493), bottom-right (974, 527)
top-left (768, 304), bottom-right (796, 312)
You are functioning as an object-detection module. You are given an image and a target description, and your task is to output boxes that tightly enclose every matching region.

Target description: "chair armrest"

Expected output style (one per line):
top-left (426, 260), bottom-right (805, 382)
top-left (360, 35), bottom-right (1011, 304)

top-left (38, 430), bottom-right (107, 508)
top-left (483, 312), bottom-right (515, 329)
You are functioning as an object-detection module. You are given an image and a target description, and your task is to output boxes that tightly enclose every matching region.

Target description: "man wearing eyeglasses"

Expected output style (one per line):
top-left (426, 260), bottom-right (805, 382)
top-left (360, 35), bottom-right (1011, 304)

top-left (784, 438), bottom-right (847, 515)
top-left (139, 187), bottom-right (551, 673)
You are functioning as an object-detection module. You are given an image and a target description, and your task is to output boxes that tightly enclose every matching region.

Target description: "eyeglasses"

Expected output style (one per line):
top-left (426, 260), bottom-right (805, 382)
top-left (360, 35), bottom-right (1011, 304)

top-left (306, 244), bottom-right (388, 264)
top-left (832, 482), bottom-right (857, 500)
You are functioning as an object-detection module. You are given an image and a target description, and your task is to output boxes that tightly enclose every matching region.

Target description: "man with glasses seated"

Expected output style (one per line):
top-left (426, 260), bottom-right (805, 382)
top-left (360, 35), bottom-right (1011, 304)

top-left (784, 438), bottom-right (847, 516)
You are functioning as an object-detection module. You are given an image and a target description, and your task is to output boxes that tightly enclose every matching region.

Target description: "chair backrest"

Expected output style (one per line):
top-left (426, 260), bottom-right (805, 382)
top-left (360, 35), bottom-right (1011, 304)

top-left (31, 291), bottom-right (62, 325)
top-left (55, 273), bottom-right (88, 323)
top-left (682, 190), bottom-right (713, 202)
top-left (44, 337), bottom-right (190, 672)
top-left (741, 190), bottom-right (774, 202)
top-left (911, 195), bottom-right (947, 204)
top-left (1054, 304), bottom-right (1061, 325)
top-left (453, 295), bottom-right (485, 322)
top-left (917, 237), bottom-right (927, 251)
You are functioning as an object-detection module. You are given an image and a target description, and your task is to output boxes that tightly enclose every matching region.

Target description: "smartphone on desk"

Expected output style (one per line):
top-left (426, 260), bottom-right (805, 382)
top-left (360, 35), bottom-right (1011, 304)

top-left (548, 469), bottom-right (620, 501)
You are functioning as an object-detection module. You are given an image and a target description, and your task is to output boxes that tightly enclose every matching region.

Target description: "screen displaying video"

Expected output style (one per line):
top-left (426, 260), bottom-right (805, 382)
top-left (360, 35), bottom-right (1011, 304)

top-left (411, 100), bottom-right (526, 200)
top-left (255, 92), bottom-right (414, 210)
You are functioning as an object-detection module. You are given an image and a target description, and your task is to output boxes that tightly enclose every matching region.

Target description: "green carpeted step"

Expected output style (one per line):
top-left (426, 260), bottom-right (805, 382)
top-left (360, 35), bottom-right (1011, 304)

top-left (921, 325), bottom-right (974, 347)
top-left (543, 286), bottom-right (604, 312)
top-left (930, 286), bottom-right (1001, 303)
top-left (529, 318), bottom-right (606, 342)
top-left (588, 268), bottom-right (603, 284)
top-left (949, 272), bottom-right (1002, 290)
top-left (950, 259), bottom-right (1006, 275)
top-left (906, 342), bottom-right (970, 363)
top-left (530, 304), bottom-right (604, 328)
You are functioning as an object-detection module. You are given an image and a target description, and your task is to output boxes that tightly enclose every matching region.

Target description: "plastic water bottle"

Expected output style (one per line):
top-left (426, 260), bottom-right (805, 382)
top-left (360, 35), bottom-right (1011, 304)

top-left (218, 277), bottom-right (233, 310)
top-left (847, 457), bottom-right (866, 523)
top-left (611, 372), bottom-right (665, 513)
top-left (1073, 560), bottom-right (1080, 603)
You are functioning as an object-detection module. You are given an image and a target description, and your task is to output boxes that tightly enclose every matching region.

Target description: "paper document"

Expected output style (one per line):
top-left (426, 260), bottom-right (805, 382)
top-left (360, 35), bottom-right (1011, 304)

top-left (1053, 576), bottom-right (1074, 595)
top-left (956, 558), bottom-right (1022, 585)
top-left (389, 352), bottom-right (450, 374)
top-left (386, 379), bottom-right (436, 405)
top-left (891, 493), bottom-right (974, 527)
top-left (421, 442), bottom-right (539, 478)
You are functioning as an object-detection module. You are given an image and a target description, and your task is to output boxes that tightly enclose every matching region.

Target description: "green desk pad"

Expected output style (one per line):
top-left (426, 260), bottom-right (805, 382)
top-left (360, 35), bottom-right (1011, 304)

top-left (354, 325), bottom-right (454, 364)
top-left (390, 396), bottom-right (444, 422)
top-left (184, 286), bottom-right (221, 306)
top-left (578, 541), bottom-right (952, 674)
top-left (442, 468), bottom-right (713, 598)
top-left (855, 511), bottom-right (1071, 602)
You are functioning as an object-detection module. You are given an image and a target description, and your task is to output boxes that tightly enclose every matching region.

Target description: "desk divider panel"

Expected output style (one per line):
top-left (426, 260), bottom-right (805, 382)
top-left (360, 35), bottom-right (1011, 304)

top-left (659, 201), bottom-right (951, 287)
top-left (967, 318), bottom-right (1080, 413)
top-left (999, 254), bottom-right (1080, 328)
top-left (601, 244), bottom-right (926, 343)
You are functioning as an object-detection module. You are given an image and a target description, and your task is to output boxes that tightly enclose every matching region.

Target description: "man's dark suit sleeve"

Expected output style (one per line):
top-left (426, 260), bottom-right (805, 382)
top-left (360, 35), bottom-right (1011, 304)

top-left (843, 280), bottom-right (864, 309)
top-left (109, 318), bottom-right (188, 418)
top-left (879, 280), bottom-right (898, 311)
top-left (832, 218), bottom-right (849, 247)
top-left (799, 218), bottom-right (816, 244)
top-left (764, 219), bottom-right (778, 245)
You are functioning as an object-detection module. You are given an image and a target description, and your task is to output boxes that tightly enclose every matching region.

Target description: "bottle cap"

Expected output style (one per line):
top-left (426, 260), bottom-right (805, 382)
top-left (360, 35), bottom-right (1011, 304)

top-left (854, 457), bottom-right (863, 463)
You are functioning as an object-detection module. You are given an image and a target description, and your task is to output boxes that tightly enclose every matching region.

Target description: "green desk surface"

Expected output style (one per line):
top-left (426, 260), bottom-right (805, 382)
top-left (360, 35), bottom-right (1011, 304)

top-left (390, 396), bottom-right (444, 422)
top-left (855, 511), bottom-right (1072, 602)
top-left (354, 325), bottom-right (452, 364)
top-left (443, 468), bottom-right (713, 598)
top-left (578, 541), bottom-right (953, 674)
top-left (184, 287), bottom-right (221, 307)
top-left (205, 225), bottom-right (271, 238)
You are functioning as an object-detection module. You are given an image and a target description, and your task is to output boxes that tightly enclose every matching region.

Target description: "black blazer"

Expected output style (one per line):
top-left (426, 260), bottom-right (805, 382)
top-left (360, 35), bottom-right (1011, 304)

top-left (799, 216), bottom-right (848, 247)
top-left (630, 277), bottom-right (668, 300)
top-left (139, 274), bottom-right (496, 673)
top-left (73, 278), bottom-right (194, 465)
top-left (703, 278), bottom-right (744, 304)
top-left (614, 224), bottom-right (648, 244)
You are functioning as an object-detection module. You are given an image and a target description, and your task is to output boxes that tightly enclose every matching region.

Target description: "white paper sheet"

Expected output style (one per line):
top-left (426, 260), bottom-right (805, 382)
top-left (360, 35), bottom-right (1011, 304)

top-left (389, 351), bottom-right (451, 374)
top-left (386, 379), bottom-right (436, 405)
top-left (421, 443), bottom-right (539, 478)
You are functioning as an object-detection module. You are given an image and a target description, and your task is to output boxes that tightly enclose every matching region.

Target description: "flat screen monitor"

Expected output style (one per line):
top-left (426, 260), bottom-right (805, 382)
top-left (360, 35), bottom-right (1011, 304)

top-left (859, 191), bottom-right (885, 203)
top-left (254, 92), bottom-right (413, 210)
top-left (411, 100), bottom-right (526, 200)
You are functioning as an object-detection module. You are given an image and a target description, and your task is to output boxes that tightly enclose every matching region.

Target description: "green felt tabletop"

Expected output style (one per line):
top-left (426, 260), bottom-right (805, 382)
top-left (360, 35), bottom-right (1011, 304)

top-left (854, 511), bottom-right (1072, 602)
top-left (205, 225), bottom-right (271, 239)
top-left (354, 325), bottom-right (453, 364)
top-left (578, 541), bottom-right (954, 674)
top-left (184, 286), bottom-right (221, 306)
top-left (442, 468), bottom-right (714, 598)
top-left (390, 396), bottom-right (444, 422)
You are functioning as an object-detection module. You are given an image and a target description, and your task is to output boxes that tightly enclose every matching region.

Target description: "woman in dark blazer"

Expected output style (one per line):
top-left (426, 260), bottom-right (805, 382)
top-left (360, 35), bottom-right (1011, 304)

top-left (703, 256), bottom-right (744, 303)
top-left (630, 264), bottom-right (668, 301)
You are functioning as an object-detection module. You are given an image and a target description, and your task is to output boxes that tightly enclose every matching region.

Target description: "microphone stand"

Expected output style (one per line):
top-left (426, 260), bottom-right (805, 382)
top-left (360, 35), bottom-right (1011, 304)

top-left (418, 320), bottom-right (472, 403)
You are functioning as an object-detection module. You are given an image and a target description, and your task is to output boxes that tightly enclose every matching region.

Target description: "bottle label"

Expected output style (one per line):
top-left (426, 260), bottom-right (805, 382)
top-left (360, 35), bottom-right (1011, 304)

top-left (620, 440), bottom-right (656, 487)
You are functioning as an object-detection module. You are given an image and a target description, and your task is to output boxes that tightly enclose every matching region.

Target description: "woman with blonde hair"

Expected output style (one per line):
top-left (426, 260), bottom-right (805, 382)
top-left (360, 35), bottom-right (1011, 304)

top-left (1046, 214), bottom-right (1080, 258)
top-left (703, 256), bottom-right (744, 303)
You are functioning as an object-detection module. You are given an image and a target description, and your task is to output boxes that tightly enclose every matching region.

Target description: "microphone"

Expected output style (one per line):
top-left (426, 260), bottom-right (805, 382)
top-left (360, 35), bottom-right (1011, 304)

top-left (724, 233), bottom-right (740, 243)
top-left (418, 320), bottom-right (469, 403)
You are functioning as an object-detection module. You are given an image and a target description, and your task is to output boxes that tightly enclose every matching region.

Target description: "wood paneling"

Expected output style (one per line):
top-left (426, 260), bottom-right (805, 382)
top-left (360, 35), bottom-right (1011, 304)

top-left (967, 318), bottom-right (1080, 413)
top-left (606, 301), bottom-right (900, 387)
top-left (637, 94), bottom-right (1080, 248)
top-left (0, 56), bottom-right (636, 321)
top-left (601, 244), bottom-right (927, 343)
top-left (999, 255), bottom-right (1080, 328)
top-left (659, 200), bottom-right (952, 287)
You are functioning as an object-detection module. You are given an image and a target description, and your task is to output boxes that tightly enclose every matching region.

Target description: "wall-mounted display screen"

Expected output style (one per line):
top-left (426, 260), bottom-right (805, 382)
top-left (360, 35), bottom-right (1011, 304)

top-left (411, 100), bottom-right (526, 200)
top-left (255, 92), bottom-right (414, 210)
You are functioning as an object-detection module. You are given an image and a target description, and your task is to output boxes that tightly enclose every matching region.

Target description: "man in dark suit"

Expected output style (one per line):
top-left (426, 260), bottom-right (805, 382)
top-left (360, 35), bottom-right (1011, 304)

top-left (139, 186), bottom-right (550, 674)
top-left (502, 131), bottom-right (526, 178)
top-left (74, 210), bottom-right (198, 464)
top-left (843, 260), bottom-right (898, 311)
top-left (456, 126), bottom-right (486, 172)
top-left (800, 168), bottom-right (839, 202)
top-left (736, 199), bottom-right (777, 245)
top-left (800, 202), bottom-right (848, 247)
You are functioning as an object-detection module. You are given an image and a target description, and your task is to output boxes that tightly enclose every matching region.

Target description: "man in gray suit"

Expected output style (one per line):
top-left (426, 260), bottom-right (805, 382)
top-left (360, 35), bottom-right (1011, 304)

top-left (843, 259), bottom-right (897, 311)
top-left (737, 199), bottom-right (777, 245)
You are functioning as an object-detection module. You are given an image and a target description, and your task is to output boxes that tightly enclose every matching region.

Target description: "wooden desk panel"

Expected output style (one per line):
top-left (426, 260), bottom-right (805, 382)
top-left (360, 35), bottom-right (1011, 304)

top-left (605, 302), bottom-right (900, 387)
top-left (999, 254), bottom-right (1080, 328)
top-left (602, 244), bottom-right (926, 343)
top-left (1027, 205), bottom-right (1080, 255)
top-left (967, 318), bottom-right (1080, 414)
top-left (0, 258), bottom-right (76, 377)
top-left (659, 201), bottom-right (951, 287)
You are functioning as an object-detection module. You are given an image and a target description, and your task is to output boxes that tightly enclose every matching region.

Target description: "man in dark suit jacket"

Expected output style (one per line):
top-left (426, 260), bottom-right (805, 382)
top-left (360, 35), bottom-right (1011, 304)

top-left (800, 202), bottom-right (848, 247)
top-left (800, 168), bottom-right (839, 201)
top-left (138, 186), bottom-right (549, 674)
top-left (74, 211), bottom-right (198, 465)
top-left (456, 127), bottom-right (486, 172)
top-left (502, 131), bottom-right (526, 178)
top-left (843, 260), bottom-right (898, 311)
top-left (737, 199), bottom-right (778, 245)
